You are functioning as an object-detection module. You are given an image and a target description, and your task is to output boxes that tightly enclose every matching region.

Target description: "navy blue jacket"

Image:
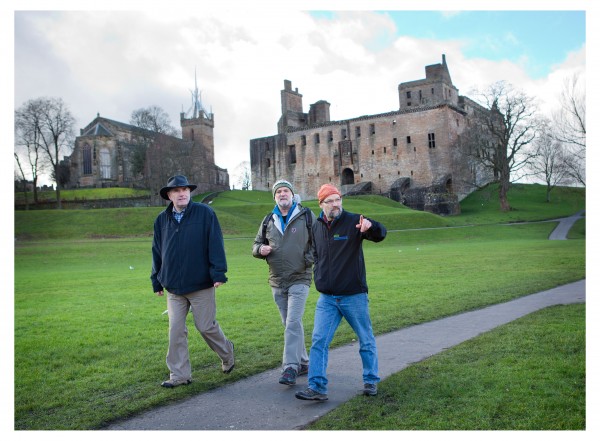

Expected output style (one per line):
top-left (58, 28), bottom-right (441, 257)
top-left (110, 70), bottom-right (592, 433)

top-left (312, 210), bottom-right (386, 295)
top-left (151, 201), bottom-right (227, 294)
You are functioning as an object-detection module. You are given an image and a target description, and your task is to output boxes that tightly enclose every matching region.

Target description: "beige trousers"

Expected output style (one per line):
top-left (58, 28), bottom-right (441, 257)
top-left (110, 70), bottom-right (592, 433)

top-left (166, 287), bottom-right (233, 381)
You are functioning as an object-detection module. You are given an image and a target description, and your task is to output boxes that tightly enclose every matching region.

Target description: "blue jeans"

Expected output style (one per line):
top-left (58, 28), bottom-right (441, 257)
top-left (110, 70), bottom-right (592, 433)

top-left (308, 293), bottom-right (380, 394)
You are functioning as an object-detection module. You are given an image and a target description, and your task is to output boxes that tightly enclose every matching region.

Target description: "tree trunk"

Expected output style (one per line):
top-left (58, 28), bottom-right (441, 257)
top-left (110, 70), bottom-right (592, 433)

top-left (498, 178), bottom-right (510, 212)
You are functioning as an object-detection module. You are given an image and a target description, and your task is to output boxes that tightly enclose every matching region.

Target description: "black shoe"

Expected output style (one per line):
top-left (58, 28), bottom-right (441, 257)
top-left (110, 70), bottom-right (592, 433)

top-left (363, 383), bottom-right (377, 396)
top-left (298, 364), bottom-right (309, 376)
top-left (279, 367), bottom-right (297, 385)
top-left (295, 387), bottom-right (328, 401)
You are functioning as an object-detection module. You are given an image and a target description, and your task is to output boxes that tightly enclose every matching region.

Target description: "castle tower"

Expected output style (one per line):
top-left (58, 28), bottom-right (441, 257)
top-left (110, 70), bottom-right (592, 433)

top-left (277, 80), bottom-right (307, 133)
top-left (398, 54), bottom-right (459, 109)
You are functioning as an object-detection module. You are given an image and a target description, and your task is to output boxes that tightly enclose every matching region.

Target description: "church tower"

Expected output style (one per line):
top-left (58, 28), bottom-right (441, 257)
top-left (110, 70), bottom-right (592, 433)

top-left (180, 70), bottom-right (216, 167)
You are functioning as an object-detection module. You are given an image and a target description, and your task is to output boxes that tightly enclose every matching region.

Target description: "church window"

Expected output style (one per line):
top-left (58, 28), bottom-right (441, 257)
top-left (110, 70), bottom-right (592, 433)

top-left (82, 145), bottom-right (92, 175)
top-left (100, 148), bottom-right (111, 179)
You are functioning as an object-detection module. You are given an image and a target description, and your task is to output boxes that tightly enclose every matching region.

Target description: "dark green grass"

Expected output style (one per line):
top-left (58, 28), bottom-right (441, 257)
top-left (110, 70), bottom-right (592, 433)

top-left (308, 304), bottom-right (585, 430)
top-left (14, 225), bottom-right (584, 429)
top-left (13, 184), bottom-right (585, 429)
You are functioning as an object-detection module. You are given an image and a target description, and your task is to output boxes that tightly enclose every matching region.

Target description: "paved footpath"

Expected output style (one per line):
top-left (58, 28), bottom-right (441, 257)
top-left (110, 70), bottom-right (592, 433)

top-left (108, 279), bottom-right (585, 430)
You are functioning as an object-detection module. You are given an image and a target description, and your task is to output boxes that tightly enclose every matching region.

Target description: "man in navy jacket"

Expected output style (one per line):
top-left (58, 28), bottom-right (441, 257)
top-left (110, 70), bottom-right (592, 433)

top-left (151, 175), bottom-right (235, 388)
top-left (296, 183), bottom-right (386, 401)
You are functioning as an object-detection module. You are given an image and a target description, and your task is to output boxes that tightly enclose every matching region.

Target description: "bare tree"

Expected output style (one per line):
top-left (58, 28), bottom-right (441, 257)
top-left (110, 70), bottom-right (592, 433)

top-left (528, 120), bottom-right (572, 202)
top-left (15, 97), bottom-right (75, 208)
top-left (461, 81), bottom-right (540, 211)
top-left (14, 153), bottom-right (31, 209)
top-left (233, 161), bottom-right (252, 190)
top-left (552, 73), bottom-right (585, 186)
top-left (15, 101), bottom-right (48, 203)
top-left (130, 106), bottom-right (179, 136)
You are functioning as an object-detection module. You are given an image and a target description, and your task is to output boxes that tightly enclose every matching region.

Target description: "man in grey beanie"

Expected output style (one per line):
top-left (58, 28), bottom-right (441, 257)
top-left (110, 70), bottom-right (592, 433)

top-left (252, 180), bottom-right (316, 385)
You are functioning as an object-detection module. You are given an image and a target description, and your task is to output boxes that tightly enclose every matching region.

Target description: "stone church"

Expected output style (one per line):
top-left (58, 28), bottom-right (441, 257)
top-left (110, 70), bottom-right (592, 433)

top-left (249, 55), bottom-right (493, 214)
top-left (65, 81), bottom-right (229, 199)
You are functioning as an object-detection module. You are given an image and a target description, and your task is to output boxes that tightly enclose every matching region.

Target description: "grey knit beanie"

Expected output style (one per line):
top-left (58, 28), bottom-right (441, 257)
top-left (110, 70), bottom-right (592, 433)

top-left (272, 180), bottom-right (294, 198)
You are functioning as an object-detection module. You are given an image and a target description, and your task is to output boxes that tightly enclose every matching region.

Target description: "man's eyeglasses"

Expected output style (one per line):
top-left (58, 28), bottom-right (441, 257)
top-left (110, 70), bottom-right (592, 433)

top-left (322, 197), bottom-right (342, 205)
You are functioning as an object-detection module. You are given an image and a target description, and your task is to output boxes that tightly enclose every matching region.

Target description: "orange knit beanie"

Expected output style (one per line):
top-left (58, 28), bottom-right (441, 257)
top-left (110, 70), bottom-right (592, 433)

top-left (317, 183), bottom-right (341, 203)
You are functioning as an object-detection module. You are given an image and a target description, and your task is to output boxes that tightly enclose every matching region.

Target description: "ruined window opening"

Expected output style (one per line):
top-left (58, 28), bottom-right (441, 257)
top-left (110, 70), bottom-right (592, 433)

top-left (428, 133), bottom-right (436, 148)
top-left (406, 136), bottom-right (411, 144)
top-left (341, 128), bottom-right (347, 140)
top-left (384, 146), bottom-right (387, 154)
top-left (393, 138), bottom-right (398, 146)
top-left (370, 124), bottom-right (375, 135)
top-left (328, 131), bottom-right (333, 142)
top-left (355, 126), bottom-right (361, 138)
top-left (289, 145), bottom-right (297, 164)
top-left (266, 158), bottom-right (271, 168)
top-left (406, 91), bottom-right (411, 99)
top-left (314, 133), bottom-right (320, 144)
top-left (301, 135), bottom-right (306, 146)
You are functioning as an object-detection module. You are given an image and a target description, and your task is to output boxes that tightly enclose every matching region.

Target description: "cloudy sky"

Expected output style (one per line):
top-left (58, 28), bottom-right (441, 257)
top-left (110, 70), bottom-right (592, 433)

top-left (6, 1), bottom-right (593, 188)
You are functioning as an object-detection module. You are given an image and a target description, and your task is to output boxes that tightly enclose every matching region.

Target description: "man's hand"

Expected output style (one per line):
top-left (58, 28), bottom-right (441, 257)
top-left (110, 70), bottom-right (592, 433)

top-left (155, 290), bottom-right (164, 296)
top-left (260, 244), bottom-right (273, 256)
top-left (214, 282), bottom-right (225, 288)
top-left (356, 215), bottom-right (372, 233)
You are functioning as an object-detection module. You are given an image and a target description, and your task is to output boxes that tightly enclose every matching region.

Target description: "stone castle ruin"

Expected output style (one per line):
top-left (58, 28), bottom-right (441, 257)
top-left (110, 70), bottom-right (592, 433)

top-left (250, 55), bottom-right (493, 215)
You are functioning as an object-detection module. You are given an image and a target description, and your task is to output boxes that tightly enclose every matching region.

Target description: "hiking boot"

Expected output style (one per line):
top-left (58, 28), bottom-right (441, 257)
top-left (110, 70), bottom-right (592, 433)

top-left (298, 364), bottom-right (309, 376)
top-left (363, 383), bottom-right (378, 396)
top-left (161, 378), bottom-right (192, 388)
top-left (279, 367), bottom-right (297, 385)
top-left (222, 341), bottom-right (235, 374)
top-left (295, 387), bottom-right (328, 401)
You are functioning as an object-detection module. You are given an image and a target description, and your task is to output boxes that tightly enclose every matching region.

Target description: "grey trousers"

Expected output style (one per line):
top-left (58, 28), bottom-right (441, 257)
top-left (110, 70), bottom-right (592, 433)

top-left (166, 287), bottom-right (233, 381)
top-left (272, 284), bottom-right (310, 372)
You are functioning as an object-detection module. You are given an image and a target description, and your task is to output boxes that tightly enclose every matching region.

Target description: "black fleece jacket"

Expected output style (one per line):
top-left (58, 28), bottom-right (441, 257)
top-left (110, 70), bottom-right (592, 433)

top-left (312, 210), bottom-right (386, 296)
top-left (151, 201), bottom-right (227, 294)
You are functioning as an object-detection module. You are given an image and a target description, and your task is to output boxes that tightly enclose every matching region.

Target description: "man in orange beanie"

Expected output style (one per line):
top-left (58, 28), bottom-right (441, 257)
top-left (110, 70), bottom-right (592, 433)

top-left (296, 183), bottom-right (386, 401)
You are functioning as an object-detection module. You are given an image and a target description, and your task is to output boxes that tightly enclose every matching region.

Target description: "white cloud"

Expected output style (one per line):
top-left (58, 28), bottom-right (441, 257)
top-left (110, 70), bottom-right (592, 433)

top-left (10, 8), bottom-right (588, 187)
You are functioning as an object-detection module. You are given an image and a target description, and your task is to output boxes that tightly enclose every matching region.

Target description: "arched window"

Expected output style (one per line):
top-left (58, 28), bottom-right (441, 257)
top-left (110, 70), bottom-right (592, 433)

top-left (100, 148), bottom-right (111, 179)
top-left (82, 145), bottom-right (92, 175)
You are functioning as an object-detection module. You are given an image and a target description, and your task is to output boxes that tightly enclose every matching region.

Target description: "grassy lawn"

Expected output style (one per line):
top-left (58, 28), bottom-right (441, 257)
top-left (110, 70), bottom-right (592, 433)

top-left (308, 304), bottom-right (585, 430)
top-left (12, 184), bottom-right (586, 430)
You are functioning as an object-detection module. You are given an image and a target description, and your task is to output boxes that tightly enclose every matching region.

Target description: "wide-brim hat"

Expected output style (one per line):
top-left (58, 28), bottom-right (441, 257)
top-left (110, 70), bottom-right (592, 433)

top-left (159, 175), bottom-right (198, 200)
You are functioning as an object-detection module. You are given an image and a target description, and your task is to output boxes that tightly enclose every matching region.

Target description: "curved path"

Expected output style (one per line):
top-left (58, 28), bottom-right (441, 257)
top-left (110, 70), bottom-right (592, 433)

top-left (107, 279), bottom-right (585, 430)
